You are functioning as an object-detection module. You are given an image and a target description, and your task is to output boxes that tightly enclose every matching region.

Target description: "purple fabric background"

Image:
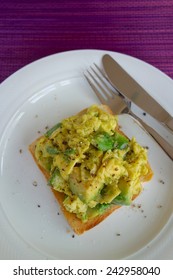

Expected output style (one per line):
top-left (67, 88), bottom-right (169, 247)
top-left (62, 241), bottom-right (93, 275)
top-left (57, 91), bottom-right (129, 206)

top-left (0, 0), bottom-right (173, 83)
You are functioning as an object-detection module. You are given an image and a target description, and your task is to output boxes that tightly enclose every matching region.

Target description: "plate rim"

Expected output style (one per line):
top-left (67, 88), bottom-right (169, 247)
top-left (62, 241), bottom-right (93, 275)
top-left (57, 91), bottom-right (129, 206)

top-left (0, 49), bottom-right (173, 260)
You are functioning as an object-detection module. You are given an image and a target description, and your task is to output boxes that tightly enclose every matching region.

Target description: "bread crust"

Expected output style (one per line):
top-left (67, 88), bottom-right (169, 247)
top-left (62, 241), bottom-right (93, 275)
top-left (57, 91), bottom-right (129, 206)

top-left (29, 105), bottom-right (153, 235)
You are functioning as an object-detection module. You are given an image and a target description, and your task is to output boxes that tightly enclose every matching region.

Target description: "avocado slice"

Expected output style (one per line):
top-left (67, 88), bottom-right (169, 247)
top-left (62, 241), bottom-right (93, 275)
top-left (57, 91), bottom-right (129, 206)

top-left (111, 179), bottom-right (132, 206)
top-left (45, 122), bottom-right (62, 137)
top-left (92, 131), bottom-right (129, 151)
top-left (85, 203), bottom-right (110, 221)
top-left (114, 132), bottom-right (129, 150)
top-left (112, 192), bottom-right (131, 206)
top-left (97, 183), bottom-right (121, 204)
top-left (69, 167), bottom-right (104, 203)
top-left (91, 132), bottom-right (115, 151)
top-left (48, 168), bottom-right (72, 196)
top-left (111, 177), bottom-right (142, 206)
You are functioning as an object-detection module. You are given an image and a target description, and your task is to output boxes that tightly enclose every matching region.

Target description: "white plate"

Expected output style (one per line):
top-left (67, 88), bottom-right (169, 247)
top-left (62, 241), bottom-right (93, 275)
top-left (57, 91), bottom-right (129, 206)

top-left (0, 50), bottom-right (173, 260)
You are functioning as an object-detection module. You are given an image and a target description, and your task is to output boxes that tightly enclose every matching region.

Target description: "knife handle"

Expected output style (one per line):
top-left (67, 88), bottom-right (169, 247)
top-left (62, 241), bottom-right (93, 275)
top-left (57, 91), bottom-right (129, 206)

top-left (130, 112), bottom-right (173, 161)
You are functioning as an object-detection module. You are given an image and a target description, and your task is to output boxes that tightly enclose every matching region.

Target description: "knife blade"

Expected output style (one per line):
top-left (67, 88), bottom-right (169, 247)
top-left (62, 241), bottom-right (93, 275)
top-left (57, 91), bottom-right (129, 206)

top-left (102, 54), bottom-right (173, 132)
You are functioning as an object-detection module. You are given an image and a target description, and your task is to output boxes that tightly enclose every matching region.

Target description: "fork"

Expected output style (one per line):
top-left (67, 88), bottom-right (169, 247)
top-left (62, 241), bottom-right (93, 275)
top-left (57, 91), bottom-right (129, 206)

top-left (84, 64), bottom-right (173, 160)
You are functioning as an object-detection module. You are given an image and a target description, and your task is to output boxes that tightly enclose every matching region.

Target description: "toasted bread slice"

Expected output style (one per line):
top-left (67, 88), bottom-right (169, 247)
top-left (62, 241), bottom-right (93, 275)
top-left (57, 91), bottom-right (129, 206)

top-left (29, 105), bottom-right (153, 235)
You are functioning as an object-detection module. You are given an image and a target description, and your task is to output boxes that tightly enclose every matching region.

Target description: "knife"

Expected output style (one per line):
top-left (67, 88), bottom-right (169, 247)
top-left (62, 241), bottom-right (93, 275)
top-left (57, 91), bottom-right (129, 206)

top-left (102, 54), bottom-right (173, 132)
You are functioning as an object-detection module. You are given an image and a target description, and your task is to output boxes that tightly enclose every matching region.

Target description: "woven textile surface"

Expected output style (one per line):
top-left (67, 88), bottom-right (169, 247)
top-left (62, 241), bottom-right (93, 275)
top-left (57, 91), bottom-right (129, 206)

top-left (0, 0), bottom-right (173, 82)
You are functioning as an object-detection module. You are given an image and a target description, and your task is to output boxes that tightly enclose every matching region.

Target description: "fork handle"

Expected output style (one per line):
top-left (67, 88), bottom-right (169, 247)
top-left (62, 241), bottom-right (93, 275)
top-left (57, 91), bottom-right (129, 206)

top-left (130, 112), bottom-right (173, 161)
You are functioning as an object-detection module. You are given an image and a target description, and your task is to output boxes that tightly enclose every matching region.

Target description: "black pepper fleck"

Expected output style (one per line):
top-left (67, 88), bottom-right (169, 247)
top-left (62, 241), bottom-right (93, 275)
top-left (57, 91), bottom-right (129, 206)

top-left (32, 181), bottom-right (38, 187)
top-left (72, 234), bottom-right (75, 238)
top-left (116, 233), bottom-right (121, 236)
top-left (37, 204), bottom-right (41, 208)
top-left (143, 112), bottom-right (146, 116)
top-left (159, 179), bottom-right (165, 184)
top-left (157, 205), bottom-right (163, 208)
top-left (19, 149), bottom-right (23, 154)
top-left (143, 146), bottom-right (149, 150)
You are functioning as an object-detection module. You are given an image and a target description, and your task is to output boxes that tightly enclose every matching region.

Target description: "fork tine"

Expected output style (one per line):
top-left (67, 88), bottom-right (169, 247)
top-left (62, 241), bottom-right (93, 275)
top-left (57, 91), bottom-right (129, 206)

top-left (89, 67), bottom-right (111, 99)
top-left (84, 73), bottom-right (107, 105)
top-left (93, 63), bottom-right (116, 98)
top-left (84, 64), bottom-right (128, 114)
top-left (87, 68), bottom-right (112, 100)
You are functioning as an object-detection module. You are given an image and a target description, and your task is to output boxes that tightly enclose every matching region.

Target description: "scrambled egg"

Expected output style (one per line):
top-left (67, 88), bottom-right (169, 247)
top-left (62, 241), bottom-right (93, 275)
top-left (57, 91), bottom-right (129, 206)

top-left (35, 105), bottom-right (151, 222)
